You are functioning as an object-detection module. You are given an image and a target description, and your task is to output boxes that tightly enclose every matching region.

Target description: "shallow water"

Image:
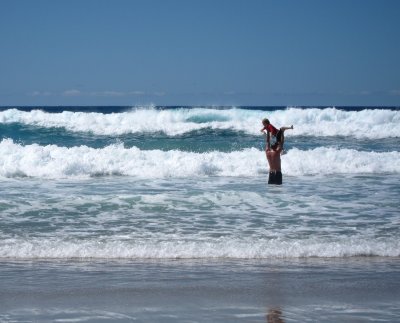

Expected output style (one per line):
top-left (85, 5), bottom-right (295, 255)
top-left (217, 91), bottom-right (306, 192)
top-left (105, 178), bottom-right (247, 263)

top-left (0, 174), bottom-right (399, 259)
top-left (0, 258), bottom-right (399, 322)
top-left (0, 106), bottom-right (399, 321)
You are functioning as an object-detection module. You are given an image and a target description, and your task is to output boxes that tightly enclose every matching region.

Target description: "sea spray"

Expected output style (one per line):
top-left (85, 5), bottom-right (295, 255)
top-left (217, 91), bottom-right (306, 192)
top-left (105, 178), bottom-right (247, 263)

top-left (1, 107), bottom-right (399, 138)
top-left (1, 139), bottom-right (399, 178)
top-left (1, 236), bottom-right (398, 259)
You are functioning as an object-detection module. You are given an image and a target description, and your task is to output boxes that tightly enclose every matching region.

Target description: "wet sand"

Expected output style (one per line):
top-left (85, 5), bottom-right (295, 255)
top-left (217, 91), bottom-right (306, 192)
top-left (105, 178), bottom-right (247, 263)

top-left (0, 258), bottom-right (399, 322)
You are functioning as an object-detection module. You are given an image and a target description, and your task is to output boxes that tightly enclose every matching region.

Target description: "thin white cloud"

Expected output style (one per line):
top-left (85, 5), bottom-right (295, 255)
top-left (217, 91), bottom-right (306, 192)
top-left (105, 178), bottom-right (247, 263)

top-left (153, 91), bottom-right (166, 97)
top-left (128, 91), bottom-right (146, 96)
top-left (28, 89), bottom-right (166, 97)
top-left (89, 91), bottom-right (126, 97)
top-left (30, 91), bottom-right (52, 96)
top-left (63, 89), bottom-right (81, 96)
top-left (89, 90), bottom-right (166, 97)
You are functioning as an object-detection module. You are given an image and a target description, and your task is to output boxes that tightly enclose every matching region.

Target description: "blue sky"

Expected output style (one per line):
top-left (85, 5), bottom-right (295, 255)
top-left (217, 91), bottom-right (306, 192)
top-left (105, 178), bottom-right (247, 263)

top-left (1, 0), bottom-right (399, 106)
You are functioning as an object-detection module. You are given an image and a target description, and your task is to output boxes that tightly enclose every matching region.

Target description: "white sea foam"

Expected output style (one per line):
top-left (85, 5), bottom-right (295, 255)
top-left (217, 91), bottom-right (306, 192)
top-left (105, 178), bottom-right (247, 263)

top-left (1, 139), bottom-right (399, 179)
top-left (0, 236), bottom-right (398, 259)
top-left (1, 107), bottom-right (399, 138)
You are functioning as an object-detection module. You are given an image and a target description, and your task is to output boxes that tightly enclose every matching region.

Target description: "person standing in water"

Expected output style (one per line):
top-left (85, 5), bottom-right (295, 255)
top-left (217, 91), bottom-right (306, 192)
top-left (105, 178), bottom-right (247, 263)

top-left (266, 142), bottom-right (283, 185)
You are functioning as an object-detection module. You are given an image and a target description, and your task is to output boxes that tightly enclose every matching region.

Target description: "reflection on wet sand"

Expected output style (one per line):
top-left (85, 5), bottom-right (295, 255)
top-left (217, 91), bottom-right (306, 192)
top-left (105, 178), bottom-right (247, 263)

top-left (267, 307), bottom-right (284, 323)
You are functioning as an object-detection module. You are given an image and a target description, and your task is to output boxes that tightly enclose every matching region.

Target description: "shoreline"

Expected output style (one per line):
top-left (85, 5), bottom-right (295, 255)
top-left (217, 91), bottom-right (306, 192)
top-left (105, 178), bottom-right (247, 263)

top-left (1, 257), bottom-right (399, 322)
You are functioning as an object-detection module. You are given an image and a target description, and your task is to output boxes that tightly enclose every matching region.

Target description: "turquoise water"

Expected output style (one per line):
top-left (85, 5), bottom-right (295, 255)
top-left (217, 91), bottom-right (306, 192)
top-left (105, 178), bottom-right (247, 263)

top-left (0, 175), bottom-right (399, 259)
top-left (1, 106), bottom-right (399, 259)
top-left (0, 106), bottom-right (399, 321)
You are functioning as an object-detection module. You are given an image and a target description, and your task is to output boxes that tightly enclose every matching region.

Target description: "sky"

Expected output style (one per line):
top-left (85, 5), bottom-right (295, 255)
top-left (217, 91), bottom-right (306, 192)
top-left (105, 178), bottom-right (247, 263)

top-left (0, 0), bottom-right (399, 106)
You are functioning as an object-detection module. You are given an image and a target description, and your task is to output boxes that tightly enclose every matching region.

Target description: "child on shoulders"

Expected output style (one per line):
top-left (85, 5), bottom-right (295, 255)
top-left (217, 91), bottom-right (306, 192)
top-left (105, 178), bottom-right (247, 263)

top-left (261, 118), bottom-right (293, 150)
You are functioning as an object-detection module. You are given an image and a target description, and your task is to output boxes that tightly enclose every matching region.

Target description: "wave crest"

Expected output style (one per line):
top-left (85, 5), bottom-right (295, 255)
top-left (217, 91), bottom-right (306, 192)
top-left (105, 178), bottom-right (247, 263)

top-left (1, 237), bottom-right (398, 259)
top-left (1, 107), bottom-right (399, 138)
top-left (1, 139), bottom-right (399, 179)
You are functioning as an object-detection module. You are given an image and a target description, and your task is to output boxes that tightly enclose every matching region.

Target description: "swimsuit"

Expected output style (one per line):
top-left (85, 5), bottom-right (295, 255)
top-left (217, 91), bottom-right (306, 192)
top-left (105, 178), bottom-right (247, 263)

top-left (265, 124), bottom-right (278, 136)
top-left (264, 124), bottom-right (283, 144)
top-left (268, 170), bottom-right (282, 185)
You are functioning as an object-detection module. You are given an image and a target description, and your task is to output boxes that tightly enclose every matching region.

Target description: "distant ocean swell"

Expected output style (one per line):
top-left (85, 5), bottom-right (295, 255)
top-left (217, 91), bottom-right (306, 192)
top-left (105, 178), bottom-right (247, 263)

top-left (1, 139), bottom-right (399, 178)
top-left (0, 237), bottom-right (398, 259)
top-left (1, 107), bottom-right (399, 138)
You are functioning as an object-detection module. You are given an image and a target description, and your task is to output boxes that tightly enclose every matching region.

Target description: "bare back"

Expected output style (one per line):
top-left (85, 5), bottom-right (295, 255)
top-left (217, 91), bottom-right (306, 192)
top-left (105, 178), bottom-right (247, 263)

top-left (266, 146), bottom-right (282, 172)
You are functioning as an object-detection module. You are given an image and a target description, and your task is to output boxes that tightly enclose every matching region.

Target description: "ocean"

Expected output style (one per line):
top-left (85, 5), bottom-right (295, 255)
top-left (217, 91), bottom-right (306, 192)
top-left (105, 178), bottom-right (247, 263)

top-left (0, 106), bottom-right (399, 322)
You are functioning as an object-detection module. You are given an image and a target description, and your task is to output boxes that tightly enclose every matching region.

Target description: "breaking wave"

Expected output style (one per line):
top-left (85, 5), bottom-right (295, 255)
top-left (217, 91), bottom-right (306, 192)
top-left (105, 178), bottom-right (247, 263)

top-left (0, 236), bottom-right (398, 259)
top-left (1, 139), bottom-right (399, 179)
top-left (1, 107), bottom-right (399, 138)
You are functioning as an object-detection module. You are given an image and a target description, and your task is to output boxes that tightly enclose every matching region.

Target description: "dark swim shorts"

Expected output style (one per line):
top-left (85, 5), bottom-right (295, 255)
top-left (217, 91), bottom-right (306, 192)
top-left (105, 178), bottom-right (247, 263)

top-left (276, 129), bottom-right (283, 143)
top-left (268, 171), bottom-right (282, 185)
